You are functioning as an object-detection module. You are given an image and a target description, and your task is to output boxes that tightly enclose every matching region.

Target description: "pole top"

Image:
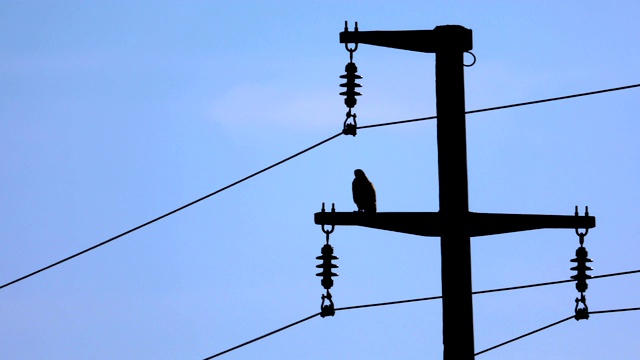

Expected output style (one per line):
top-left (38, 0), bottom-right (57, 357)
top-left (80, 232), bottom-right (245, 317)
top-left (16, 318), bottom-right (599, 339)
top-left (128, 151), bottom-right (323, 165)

top-left (340, 24), bottom-right (472, 53)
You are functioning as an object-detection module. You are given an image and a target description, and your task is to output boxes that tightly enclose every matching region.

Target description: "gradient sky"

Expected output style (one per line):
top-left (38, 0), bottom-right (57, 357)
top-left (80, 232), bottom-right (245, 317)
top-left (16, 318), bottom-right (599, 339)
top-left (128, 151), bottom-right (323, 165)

top-left (1, 1), bottom-right (639, 359)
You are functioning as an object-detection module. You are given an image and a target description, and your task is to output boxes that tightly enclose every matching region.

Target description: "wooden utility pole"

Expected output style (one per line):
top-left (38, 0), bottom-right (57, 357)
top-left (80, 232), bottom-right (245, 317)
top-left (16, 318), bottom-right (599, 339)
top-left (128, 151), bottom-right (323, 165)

top-left (434, 29), bottom-right (474, 359)
top-left (315, 24), bottom-right (595, 360)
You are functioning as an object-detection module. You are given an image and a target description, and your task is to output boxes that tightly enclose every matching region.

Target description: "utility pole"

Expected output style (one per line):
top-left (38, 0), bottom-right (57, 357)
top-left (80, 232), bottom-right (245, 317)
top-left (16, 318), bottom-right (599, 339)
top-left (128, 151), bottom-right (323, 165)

top-left (434, 28), bottom-right (474, 360)
top-left (315, 24), bottom-right (595, 360)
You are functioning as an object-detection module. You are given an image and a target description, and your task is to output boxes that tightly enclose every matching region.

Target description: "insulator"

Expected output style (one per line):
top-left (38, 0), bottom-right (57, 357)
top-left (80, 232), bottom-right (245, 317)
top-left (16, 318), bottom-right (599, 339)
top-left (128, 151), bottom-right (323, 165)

top-left (570, 246), bottom-right (593, 293)
top-left (339, 62), bottom-right (362, 108)
top-left (316, 244), bottom-right (339, 290)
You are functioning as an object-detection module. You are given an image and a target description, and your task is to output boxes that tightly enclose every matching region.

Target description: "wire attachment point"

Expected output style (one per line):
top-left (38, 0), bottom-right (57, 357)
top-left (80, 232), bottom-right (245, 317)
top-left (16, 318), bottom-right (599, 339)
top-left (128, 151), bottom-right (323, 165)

top-left (574, 294), bottom-right (590, 320)
top-left (320, 290), bottom-right (335, 318)
top-left (343, 110), bottom-right (357, 136)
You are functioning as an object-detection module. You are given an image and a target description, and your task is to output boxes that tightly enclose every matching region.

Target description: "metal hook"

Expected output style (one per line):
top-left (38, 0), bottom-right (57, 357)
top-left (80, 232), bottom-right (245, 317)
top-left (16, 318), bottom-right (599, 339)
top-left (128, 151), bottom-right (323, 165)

top-left (322, 222), bottom-right (334, 237)
top-left (463, 51), bottom-right (476, 67)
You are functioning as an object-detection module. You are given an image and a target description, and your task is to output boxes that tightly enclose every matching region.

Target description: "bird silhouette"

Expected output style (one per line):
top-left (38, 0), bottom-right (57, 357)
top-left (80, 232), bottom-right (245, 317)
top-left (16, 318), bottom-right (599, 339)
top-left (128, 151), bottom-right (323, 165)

top-left (352, 169), bottom-right (376, 212)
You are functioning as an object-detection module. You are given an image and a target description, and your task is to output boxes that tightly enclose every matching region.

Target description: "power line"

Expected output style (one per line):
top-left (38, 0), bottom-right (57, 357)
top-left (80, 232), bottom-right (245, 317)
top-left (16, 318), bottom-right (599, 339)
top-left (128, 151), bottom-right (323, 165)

top-left (358, 114), bottom-right (436, 129)
top-left (358, 83), bottom-right (640, 129)
top-left (336, 295), bottom-right (443, 312)
top-left (202, 312), bottom-right (320, 359)
top-left (206, 269), bottom-right (640, 358)
top-left (474, 269), bottom-right (640, 295)
top-left (590, 269), bottom-right (640, 281)
top-left (198, 82), bottom-right (640, 358)
top-left (0, 133), bottom-right (342, 291)
top-left (4, 83), bottom-right (639, 291)
top-left (341, 269), bottom-right (640, 311)
top-left (206, 305), bottom-right (640, 359)
top-left (210, 307), bottom-right (640, 359)
top-left (590, 307), bottom-right (640, 315)
top-left (475, 307), bottom-right (640, 356)
top-left (474, 315), bottom-right (574, 356)
top-left (204, 296), bottom-right (447, 358)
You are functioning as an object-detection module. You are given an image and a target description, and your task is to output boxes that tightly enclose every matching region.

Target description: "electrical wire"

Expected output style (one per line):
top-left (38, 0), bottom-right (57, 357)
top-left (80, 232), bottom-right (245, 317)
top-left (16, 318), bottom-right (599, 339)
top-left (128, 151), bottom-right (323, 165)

top-left (590, 307), bottom-right (640, 315)
top-left (4, 82), bottom-right (640, 291)
top-left (210, 308), bottom-right (640, 359)
top-left (339, 269), bottom-right (640, 311)
top-left (335, 295), bottom-right (443, 311)
top-left (474, 269), bottom-right (640, 295)
top-left (205, 296), bottom-right (447, 358)
top-left (357, 83), bottom-right (640, 129)
top-left (475, 307), bottom-right (640, 356)
top-left (205, 269), bottom-right (640, 358)
top-left (206, 305), bottom-right (640, 359)
top-left (590, 269), bottom-right (640, 281)
top-left (0, 133), bottom-right (342, 291)
top-left (199, 82), bottom-right (640, 358)
top-left (335, 269), bottom-right (640, 312)
top-left (204, 283), bottom-right (640, 358)
top-left (202, 312), bottom-right (320, 359)
top-left (474, 315), bottom-right (575, 356)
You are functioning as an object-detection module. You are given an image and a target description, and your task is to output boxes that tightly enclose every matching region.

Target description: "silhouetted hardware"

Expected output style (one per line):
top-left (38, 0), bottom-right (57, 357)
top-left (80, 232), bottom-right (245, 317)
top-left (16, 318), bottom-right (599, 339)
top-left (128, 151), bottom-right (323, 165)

top-left (571, 246), bottom-right (593, 293)
top-left (315, 211), bottom-right (595, 237)
top-left (571, 211), bottom-right (591, 321)
top-left (340, 24), bottom-right (472, 53)
top-left (316, 244), bottom-right (338, 290)
top-left (318, 23), bottom-right (597, 360)
top-left (574, 294), bottom-right (590, 320)
top-left (340, 62), bottom-right (362, 109)
top-left (340, 22), bottom-right (360, 136)
top-left (320, 291), bottom-right (335, 318)
top-left (342, 109), bottom-right (357, 136)
top-left (342, 121), bottom-right (357, 136)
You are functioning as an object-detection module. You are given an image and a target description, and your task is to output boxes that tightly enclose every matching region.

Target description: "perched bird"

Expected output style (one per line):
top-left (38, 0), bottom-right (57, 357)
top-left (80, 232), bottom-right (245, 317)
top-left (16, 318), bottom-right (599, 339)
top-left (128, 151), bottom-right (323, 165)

top-left (352, 169), bottom-right (377, 212)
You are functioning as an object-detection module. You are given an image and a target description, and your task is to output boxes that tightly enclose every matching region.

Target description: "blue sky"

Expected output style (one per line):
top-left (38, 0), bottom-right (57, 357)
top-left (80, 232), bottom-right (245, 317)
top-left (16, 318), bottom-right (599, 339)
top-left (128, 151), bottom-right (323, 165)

top-left (1, 1), bottom-right (639, 359)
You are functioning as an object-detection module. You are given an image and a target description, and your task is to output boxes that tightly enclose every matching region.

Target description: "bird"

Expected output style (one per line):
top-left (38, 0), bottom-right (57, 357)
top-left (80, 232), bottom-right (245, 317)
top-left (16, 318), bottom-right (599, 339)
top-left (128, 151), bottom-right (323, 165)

top-left (352, 169), bottom-right (376, 212)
